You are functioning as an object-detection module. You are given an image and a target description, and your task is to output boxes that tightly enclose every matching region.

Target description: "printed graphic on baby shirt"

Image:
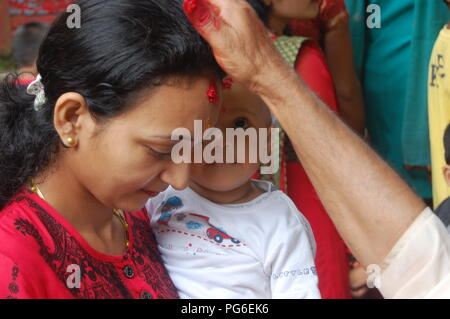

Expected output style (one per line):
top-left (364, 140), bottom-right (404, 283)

top-left (154, 196), bottom-right (245, 248)
top-left (272, 266), bottom-right (318, 280)
top-left (157, 196), bottom-right (184, 226)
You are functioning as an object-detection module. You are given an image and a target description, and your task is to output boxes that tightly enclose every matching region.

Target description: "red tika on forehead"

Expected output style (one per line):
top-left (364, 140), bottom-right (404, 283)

top-left (207, 80), bottom-right (219, 104)
top-left (222, 77), bottom-right (234, 90)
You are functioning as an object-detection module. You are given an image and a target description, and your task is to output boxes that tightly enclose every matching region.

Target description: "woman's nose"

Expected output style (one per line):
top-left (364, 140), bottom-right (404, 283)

top-left (160, 161), bottom-right (191, 191)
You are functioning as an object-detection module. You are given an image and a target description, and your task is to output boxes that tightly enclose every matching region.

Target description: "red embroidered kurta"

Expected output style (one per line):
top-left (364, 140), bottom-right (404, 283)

top-left (0, 189), bottom-right (179, 299)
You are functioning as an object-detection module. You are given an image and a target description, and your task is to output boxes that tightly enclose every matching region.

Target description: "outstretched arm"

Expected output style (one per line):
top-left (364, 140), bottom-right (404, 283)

top-left (256, 59), bottom-right (425, 266)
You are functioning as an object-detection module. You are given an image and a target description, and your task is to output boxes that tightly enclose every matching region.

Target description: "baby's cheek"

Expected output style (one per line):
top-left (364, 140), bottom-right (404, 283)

top-left (242, 162), bottom-right (261, 178)
top-left (190, 163), bottom-right (207, 179)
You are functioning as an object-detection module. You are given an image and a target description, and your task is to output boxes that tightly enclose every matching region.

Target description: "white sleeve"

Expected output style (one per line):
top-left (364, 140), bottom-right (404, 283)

top-left (379, 208), bottom-right (450, 299)
top-left (266, 207), bottom-right (321, 299)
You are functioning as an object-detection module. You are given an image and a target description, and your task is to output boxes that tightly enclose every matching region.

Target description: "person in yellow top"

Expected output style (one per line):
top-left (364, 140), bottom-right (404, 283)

top-left (429, 1), bottom-right (450, 208)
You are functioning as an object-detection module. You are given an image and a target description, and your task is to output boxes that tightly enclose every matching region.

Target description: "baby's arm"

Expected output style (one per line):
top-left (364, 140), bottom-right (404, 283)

top-left (267, 204), bottom-right (321, 299)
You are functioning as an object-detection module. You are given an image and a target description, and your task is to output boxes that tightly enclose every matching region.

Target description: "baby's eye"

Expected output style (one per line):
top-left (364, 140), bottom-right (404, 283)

top-left (233, 117), bottom-right (249, 129)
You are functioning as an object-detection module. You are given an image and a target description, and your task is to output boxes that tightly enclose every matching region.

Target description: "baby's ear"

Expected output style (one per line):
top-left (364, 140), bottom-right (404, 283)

top-left (443, 165), bottom-right (450, 187)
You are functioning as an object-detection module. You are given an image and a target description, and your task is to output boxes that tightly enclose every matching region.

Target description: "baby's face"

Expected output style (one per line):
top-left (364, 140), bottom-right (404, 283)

top-left (190, 82), bottom-right (272, 192)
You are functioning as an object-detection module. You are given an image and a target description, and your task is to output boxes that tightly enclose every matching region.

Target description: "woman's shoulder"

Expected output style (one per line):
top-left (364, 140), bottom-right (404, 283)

top-left (0, 190), bottom-right (46, 252)
top-left (0, 190), bottom-right (64, 298)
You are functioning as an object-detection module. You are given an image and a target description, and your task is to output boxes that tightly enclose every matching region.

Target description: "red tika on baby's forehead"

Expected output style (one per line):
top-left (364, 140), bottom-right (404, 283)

top-left (222, 77), bottom-right (234, 89)
top-left (207, 80), bottom-right (219, 104)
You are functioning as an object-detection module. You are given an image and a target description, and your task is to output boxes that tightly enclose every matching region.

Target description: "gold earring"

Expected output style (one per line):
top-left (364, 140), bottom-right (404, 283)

top-left (67, 137), bottom-right (76, 146)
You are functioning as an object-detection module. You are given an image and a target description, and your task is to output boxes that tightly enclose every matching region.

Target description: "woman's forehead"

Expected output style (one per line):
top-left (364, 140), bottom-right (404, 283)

top-left (116, 77), bottom-right (220, 130)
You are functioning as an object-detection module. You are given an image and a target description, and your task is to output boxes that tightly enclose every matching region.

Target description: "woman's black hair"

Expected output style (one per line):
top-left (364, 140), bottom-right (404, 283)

top-left (0, 0), bottom-right (224, 209)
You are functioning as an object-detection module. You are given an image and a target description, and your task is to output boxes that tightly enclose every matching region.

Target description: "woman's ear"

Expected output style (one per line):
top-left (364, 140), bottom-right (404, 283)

top-left (53, 92), bottom-right (90, 148)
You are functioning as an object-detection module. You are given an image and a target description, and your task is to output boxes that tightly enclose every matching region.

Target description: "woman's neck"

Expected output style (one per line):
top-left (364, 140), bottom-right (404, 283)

top-left (268, 14), bottom-right (291, 36)
top-left (34, 161), bottom-right (125, 255)
top-left (189, 179), bottom-right (264, 205)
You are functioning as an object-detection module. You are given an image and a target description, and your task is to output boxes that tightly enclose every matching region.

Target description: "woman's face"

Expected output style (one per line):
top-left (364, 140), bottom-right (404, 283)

top-left (67, 76), bottom-right (221, 212)
top-left (271, 0), bottom-right (320, 20)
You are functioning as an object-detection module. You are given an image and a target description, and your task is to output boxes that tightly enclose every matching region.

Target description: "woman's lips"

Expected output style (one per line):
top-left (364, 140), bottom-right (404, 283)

top-left (142, 190), bottom-right (159, 197)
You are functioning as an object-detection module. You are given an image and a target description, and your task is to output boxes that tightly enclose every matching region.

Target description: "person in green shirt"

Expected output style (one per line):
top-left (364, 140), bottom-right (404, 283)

top-left (345, 0), bottom-right (449, 201)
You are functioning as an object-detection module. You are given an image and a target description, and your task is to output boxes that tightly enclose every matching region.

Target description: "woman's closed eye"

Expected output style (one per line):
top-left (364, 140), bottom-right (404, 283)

top-left (147, 147), bottom-right (172, 159)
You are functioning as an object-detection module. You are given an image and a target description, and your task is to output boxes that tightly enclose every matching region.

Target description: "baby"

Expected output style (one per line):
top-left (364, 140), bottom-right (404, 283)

top-left (147, 81), bottom-right (320, 299)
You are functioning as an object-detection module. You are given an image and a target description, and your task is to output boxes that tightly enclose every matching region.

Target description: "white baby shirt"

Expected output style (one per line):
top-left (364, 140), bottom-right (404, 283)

top-left (146, 180), bottom-right (320, 299)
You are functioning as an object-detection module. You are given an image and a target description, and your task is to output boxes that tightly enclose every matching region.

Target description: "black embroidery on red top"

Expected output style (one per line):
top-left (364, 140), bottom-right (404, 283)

top-left (6, 265), bottom-right (20, 299)
top-left (128, 213), bottom-right (178, 299)
top-left (12, 191), bottom-right (178, 299)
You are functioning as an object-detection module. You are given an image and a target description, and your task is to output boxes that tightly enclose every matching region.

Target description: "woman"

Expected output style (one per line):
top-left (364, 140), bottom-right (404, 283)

top-left (248, 0), bottom-right (351, 299)
top-left (0, 0), bottom-right (223, 299)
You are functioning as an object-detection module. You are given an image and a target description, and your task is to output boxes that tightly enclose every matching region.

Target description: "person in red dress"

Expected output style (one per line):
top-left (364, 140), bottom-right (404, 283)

top-left (0, 189), bottom-right (177, 299)
top-left (290, 0), bottom-right (365, 136)
top-left (0, 0), bottom-right (223, 299)
top-left (248, 0), bottom-right (351, 299)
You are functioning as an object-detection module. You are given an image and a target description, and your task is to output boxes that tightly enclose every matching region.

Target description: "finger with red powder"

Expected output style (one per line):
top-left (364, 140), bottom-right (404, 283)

top-left (183, 0), bottom-right (221, 30)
